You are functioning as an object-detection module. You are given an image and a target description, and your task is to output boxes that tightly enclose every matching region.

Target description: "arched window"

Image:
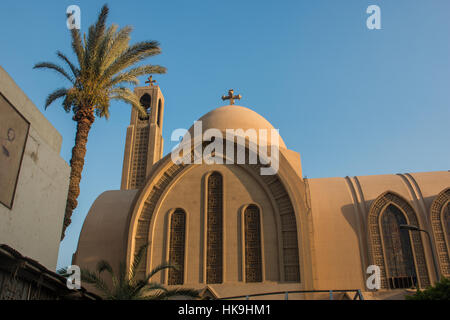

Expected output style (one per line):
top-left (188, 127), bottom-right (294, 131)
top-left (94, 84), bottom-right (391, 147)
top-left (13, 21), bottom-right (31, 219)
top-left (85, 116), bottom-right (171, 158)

top-left (206, 172), bottom-right (223, 284)
top-left (168, 208), bottom-right (186, 285)
top-left (368, 192), bottom-right (430, 289)
top-left (430, 189), bottom-right (450, 278)
top-left (139, 93), bottom-right (151, 120)
top-left (381, 204), bottom-right (417, 289)
top-left (244, 205), bottom-right (262, 282)
top-left (157, 99), bottom-right (162, 126)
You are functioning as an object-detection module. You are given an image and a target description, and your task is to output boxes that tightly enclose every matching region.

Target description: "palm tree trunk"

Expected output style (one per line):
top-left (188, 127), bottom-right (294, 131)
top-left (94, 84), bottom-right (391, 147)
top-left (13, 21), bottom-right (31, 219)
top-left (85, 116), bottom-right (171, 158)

top-left (61, 108), bottom-right (95, 240)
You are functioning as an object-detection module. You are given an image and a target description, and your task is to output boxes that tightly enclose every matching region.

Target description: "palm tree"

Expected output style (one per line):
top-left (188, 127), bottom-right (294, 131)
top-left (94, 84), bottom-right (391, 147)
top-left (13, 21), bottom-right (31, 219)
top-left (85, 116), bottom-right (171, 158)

top-left (34, 4), bottom-right (166, 239)
top-left (59, 244), bottom-right (199, 300)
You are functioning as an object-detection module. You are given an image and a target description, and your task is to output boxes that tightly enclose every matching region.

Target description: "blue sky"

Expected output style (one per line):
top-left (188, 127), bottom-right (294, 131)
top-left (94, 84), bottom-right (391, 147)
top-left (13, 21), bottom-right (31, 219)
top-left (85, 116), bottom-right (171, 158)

top-left (0, 0), bottom-right (449, 270)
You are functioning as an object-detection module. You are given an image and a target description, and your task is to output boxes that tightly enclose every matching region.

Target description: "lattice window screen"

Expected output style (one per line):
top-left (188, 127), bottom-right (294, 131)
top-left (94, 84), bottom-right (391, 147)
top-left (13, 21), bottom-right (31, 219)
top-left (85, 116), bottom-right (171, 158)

top-left (381, 205), bottom-right (417, 289)
top-left (206, 172), bottom-right (223, 284)
top-left (244, 205), bottom-right (263, 282)
top-left (168, 209), bottom-right (186, 285)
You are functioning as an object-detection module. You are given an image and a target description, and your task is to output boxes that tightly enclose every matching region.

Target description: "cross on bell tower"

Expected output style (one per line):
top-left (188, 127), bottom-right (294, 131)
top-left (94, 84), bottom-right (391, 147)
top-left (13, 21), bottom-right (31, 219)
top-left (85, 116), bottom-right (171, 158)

top-left (221, 89), bottom-right (242, 105)
top-left (145, 75), bottom-right (157, 86)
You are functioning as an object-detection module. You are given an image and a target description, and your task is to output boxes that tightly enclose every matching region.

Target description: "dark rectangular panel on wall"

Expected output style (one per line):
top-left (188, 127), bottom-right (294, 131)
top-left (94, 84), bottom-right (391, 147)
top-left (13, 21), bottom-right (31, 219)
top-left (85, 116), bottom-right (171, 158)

top-left (0, 92), bottom-right (30, 209)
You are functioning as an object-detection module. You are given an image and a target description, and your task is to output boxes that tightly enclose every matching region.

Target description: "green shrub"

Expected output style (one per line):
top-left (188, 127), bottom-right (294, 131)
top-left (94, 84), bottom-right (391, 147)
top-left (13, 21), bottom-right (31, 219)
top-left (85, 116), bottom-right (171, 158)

top-left (406, 277), bottom-right (450, 300)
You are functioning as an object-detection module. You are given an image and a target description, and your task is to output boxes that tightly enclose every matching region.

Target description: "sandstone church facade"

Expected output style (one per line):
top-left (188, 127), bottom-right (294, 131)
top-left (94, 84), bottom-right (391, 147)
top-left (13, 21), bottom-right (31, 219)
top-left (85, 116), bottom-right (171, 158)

top-left (73, 84), bottom-right (450, 299)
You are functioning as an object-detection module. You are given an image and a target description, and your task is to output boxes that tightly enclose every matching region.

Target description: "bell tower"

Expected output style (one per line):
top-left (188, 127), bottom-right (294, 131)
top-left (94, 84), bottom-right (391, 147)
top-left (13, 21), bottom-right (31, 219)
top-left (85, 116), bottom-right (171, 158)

top-left (121, 81), bottom-right (165, 190)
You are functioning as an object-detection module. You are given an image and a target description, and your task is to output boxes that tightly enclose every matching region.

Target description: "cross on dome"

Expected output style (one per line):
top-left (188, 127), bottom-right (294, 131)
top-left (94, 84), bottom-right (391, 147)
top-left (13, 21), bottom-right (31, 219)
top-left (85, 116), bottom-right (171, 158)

top-left (221, 89), bottom-right (241, 105)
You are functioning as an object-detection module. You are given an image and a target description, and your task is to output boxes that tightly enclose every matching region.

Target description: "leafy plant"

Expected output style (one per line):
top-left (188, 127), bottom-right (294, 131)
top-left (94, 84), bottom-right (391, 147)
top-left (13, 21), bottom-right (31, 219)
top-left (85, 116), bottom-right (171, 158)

top-left (34, 4), bottom-right (166, 239)
top-left (59, 244), bottom-right (199, 300)
top-left (406, 276), bottom-right (450, 300)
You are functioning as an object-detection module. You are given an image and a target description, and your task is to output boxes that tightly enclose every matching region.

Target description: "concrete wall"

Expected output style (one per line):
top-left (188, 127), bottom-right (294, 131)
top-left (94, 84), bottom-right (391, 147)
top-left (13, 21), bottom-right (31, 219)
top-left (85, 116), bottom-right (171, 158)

top-left (0, 66), bottom-right (70, 270)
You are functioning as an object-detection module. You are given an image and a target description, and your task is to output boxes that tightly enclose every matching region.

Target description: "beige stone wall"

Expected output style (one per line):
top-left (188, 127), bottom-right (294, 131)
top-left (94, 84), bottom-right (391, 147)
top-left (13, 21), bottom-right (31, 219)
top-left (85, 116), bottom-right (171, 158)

top-left (149, 164), bottom-right (281, 285)
top-left (308, 177), bottom-right (366, 290)
top-left (75, 148), bottom-right (312, 298)
top-left (308, 171), bottom-right (450, 291)
top-left (74, 190), bottom-right (138, 273)
top-left (0, 66), bottom-right (70, 270)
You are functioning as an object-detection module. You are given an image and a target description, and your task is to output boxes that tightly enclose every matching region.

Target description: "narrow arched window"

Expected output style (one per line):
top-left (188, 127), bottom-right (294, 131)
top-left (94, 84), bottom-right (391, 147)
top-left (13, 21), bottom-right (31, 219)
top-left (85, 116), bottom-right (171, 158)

top-left (139, 93), bottom-right (151, 120)
top-left (206, 172), bottom-right (223, 284)
top-left (244, 205), bottom-right (262, 282)
top-left (168, 209), bottom-right (186, 285)
top-left (157, 99), bottom-right (162, 126)
top-left (381, 204), bottom-right (417, 289)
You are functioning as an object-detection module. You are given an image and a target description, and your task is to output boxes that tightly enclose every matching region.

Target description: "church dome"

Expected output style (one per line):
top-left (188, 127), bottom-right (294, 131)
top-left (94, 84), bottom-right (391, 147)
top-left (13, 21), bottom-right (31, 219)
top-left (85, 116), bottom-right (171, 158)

top-left (186, 105), bottom-right (287, 149)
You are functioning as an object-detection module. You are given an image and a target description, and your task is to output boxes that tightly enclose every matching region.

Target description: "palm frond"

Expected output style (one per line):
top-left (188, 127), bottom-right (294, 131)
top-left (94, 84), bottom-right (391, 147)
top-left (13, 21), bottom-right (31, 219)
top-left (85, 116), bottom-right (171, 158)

top-left (96, 260), bottom-right (114, 276)
top-left (106, 65), bottom-right (166, 87)
top-left (84, 4), bottom-right (109, 72)
top-left (145, 288), bottom-right (200, 300)
top-left (80, 269), bottom-right (111, 296)
top-left (109, 87), bottom-right (147, 119)
top-left (101, 41), bottom-right (162, 82)
top-left (117, 262), bottom-right (127, 287)
top-left (99, 26), bottom-right (132, 72)
top-left (131, 281), bottom-right (167, 298)
top-left (129, 243), bottom-right (149, 280)
top-left (44, 88), bottom-right (68, 109)
top-left (56, 51), bottom-right (80, 78)
top-left (144, 263), bottom-right (177, 282)
top-left (94, 24), bottom-right (119, 74)
top-left (33, 62), bottom-right (74, 84)
top-left (62, 88), bottom-right (77, 113)
top-left (69, 23), bottom-right (85, 68)
top-left (56, 267), bottom-right (69, 277)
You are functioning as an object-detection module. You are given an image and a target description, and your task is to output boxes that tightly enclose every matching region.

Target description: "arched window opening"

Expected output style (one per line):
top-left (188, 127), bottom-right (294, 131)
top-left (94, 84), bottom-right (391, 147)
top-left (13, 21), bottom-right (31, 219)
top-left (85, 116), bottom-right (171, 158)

top-left (139, 93), bottom-right (151, 120)
top-left (168, 209), bottom-right (186, 285)
top-left (206, 172), bottom-right (223, 284)
top-left (381, 204), bottom-right (417, 289)
top-left (244, 205), bottom-right (262, 282)
top-left (157, 99), bottom-right (162, 126)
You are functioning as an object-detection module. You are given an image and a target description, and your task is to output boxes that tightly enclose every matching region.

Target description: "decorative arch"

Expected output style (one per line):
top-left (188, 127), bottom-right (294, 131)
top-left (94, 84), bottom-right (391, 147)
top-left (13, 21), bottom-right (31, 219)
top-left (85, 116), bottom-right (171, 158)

top-left (430, 188), bottom-right (450, 278)
top-left (168, 208), bottom-right (187, 285)
top-left (131, 162), bottom-right (186, 279)
top-left (243, 204), bottom-right (263, 282)
top-left (128, 141), bottom-right (301, 283)
top-left (206, 171), bottom-right (223, 284)
top-left (368, 191), bottom-right (430, 289)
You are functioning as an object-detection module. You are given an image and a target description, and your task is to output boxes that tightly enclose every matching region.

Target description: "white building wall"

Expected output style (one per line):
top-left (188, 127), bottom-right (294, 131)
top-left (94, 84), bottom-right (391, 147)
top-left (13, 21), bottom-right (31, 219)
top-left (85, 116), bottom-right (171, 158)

top-left (0, 66), bottom-right (70, 270)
